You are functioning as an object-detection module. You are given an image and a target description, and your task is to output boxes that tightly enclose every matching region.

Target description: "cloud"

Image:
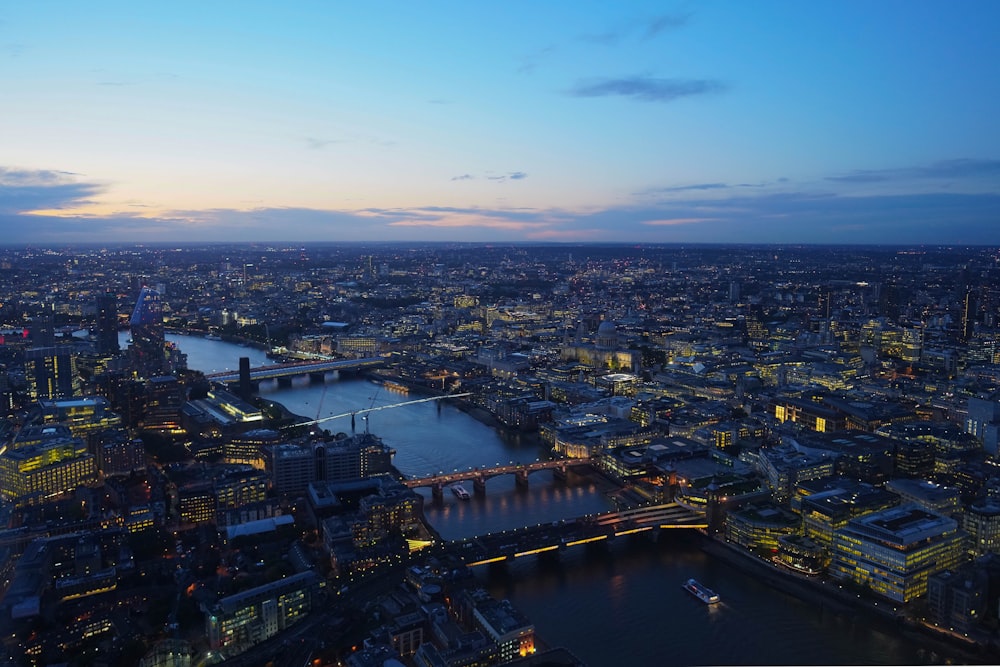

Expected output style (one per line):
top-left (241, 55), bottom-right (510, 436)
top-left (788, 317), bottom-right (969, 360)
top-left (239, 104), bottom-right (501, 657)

top-left (480, 172), bottom-right (528, 183)
top-left (644, 14), bottom-right (690, 39)
top-left (568, 76), bottom-right (727, 103)
top-left (508, 172), bottom-right (528, 180)
top-left (642, 217), bottom-right (720, 226)
top-left (450, 174), bottom-right (474, 181)
top-left (0, 168), bottom-right (103, 214)
top-left (827, 158), bottom-right (1000, 184)
top-left (516, 45), bottom-right (556, 75)
top-left (646, 182), bottom-right (729, 194)
top-left (304, 137), bottom-right (344, 150)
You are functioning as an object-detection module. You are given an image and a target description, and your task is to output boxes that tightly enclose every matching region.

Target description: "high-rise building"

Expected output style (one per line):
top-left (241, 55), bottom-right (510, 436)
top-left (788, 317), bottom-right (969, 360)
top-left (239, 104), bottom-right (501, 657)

top-left (24, 346), bottom-right (79, 399)
top-left (95, 293), bottom-right (120, 356)
top-left (128, 287), bottom-right (165, 378)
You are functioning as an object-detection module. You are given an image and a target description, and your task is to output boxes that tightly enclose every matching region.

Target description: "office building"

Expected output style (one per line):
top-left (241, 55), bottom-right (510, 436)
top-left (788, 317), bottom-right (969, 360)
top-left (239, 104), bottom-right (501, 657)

top-left (24, 346), bottom-right (79, 399)
top-left (829, 503), bottom-right (965, 603)
top-left (0, 436), bottom-right (96, 506)
top-left (204, 571), bottom-right (325, 652)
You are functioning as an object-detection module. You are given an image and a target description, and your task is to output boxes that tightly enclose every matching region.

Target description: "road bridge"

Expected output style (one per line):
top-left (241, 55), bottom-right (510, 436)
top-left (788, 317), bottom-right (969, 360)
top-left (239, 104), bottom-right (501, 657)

top-left (403, 458), bottom-right (594, 500)
top-left (205, 357), bottom-right (383, 384)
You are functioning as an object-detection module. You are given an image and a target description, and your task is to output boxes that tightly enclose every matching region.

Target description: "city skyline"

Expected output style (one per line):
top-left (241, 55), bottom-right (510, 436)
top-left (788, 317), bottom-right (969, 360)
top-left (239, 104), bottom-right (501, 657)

top-left (3, 1), bottom-right (1000, 245)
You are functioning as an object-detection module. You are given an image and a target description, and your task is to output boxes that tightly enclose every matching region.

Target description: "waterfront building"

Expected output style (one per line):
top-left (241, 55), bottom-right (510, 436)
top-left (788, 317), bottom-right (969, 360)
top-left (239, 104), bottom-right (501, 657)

top-left (828, 503), bottom-right (966, 603)
top-left (24, 346), bottom-right (79, 399)
top-left (885, 478), bottom-right (962, 517)
top-left (0, 436), bottom-right (96, 506)
top-left (203, 571), bottom-right (326, 652)
top-left (128, 287), bottom-right (167, 378)
top-left (926, 567), bottom-right (988, 633)
top-left (182, 387), bottom-right (262, 437)
top-left (138, 639), bottom-right (193, 667)
top-left (265, 433), bottom-right (394, 495)
top-left (775, 534), bottom-right (828, 574)
top-left (963, 500), bottom-right (1000, 556)
top-left (725, 502), bottom-right (801, 554)
top-left (796, 479), bottom-right (900, 548)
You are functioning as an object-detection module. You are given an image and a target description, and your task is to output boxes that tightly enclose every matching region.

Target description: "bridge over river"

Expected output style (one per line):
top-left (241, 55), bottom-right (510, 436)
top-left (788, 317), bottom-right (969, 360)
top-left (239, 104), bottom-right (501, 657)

top-left (205, 357), bottom-right (383, 384)
top-left (448, 502), bottom-right (708, 567)
top-left (403, 458), bottom-right (594, 499)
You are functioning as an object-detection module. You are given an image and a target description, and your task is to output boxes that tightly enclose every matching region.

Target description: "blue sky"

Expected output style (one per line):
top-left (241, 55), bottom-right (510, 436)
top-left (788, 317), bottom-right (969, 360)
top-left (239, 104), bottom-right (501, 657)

top-left (2, 1), bottom-right (999, 244)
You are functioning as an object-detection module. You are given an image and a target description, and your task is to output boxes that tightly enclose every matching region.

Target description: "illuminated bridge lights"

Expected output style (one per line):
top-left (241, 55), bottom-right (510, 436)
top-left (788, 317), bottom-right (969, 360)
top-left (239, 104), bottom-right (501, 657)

top-left (563, 535), bottom-right (608, 547)
top-left (613, 526), bottom-right (653, 537)
top-left (514, 545), bottom-right (560, 558)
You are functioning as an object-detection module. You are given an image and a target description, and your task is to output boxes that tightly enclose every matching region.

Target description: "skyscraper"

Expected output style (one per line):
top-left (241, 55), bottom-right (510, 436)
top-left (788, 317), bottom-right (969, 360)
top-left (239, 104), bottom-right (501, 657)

top-left (95, 293), bottom-right (119, 356)
top-left (128, 287), bottom-right (165, 378)
top-left (24, 346), bottom-right (79, 399)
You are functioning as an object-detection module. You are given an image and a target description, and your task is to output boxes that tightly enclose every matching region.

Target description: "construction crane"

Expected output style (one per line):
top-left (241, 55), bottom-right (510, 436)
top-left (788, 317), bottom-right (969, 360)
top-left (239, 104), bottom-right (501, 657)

top-left (287, 392), bottom-right (472, 430)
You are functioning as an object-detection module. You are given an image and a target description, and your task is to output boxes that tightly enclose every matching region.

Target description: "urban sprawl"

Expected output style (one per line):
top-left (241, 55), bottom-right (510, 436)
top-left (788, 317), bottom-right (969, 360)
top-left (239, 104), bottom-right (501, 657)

top-left (1, 243), bottom-right (999, 666)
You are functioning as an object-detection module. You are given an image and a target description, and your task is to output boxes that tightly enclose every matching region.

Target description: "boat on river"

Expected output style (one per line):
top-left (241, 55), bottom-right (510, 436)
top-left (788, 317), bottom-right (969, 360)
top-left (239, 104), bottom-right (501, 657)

top-left (451, 484), bottom-right (471, 500)
top-left (683, 578), bottom-right (720, 604)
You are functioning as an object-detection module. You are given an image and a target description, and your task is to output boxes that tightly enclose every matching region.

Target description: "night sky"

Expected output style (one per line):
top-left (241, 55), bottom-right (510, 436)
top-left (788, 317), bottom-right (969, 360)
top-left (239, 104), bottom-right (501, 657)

top-left (3, 1), bottom-right (999, 244)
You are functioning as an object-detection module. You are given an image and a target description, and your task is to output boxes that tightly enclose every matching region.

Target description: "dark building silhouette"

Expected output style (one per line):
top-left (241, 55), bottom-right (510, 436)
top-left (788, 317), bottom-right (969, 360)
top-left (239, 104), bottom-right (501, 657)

top-left (95, 293), bottom-right (119, 355)
top-left (128, 287), bottom-right (165, 378)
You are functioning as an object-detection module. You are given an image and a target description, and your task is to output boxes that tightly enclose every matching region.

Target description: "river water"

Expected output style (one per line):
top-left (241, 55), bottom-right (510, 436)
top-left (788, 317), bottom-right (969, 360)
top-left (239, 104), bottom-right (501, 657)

top-left (147, 333), bottom-right (949, 665)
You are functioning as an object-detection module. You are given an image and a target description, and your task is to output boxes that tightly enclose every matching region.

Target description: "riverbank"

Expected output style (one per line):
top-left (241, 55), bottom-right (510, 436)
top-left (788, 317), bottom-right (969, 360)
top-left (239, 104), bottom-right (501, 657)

top-left (701, 534), bottom-right (997, 664)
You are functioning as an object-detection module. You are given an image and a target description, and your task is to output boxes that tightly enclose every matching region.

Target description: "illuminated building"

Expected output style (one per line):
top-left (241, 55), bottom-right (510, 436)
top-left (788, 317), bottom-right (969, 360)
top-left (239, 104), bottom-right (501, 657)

top-left (796, 480), bottom-right (900, 548)
top-left (204, 571), bottom-right (325, 652)
top-left (0, 436), bottom-right (96, 506)
top-left (772, 396), bottom-right (845, 433)
top-left (455, 588), bottom-right (535, 662)
top-left (98, 432), bottom-right (146, 477)
top-left (24, 345), bottom-right (79, 399)
top-left (265, 433), bottom-right (394, 495)
top-left (828, 503), bottom-right (965, 603)
top-left (885, 478), bottom-right (961, 517)
top-left (756, 445), bottom-right (836, 502)
top-left (560, 320), bottom-right (638, 372)
top-left (143, 376), bottom-right (187, 433)
top-left (182, 387), bottom-right (262, 437)
top-left (33, 396), bottom-right (122, 444)
top-left (128, 287), bottom-right (167, 378)
top-left (214, 469), bottom-right (269, 516)
top-left (725, 503), bottom-right (801, 554)
top-left (177, 482), bottom-right (215, 525)
top-left (223, 428), bottom-right (283, 469)
top-left (962, 501), bottom-right (1000, 556)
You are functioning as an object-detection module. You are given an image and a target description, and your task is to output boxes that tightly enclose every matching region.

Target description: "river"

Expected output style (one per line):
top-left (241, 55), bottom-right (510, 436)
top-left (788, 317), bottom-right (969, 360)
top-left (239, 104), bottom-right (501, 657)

top-left (144, 333), bottom-right (953, 665)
